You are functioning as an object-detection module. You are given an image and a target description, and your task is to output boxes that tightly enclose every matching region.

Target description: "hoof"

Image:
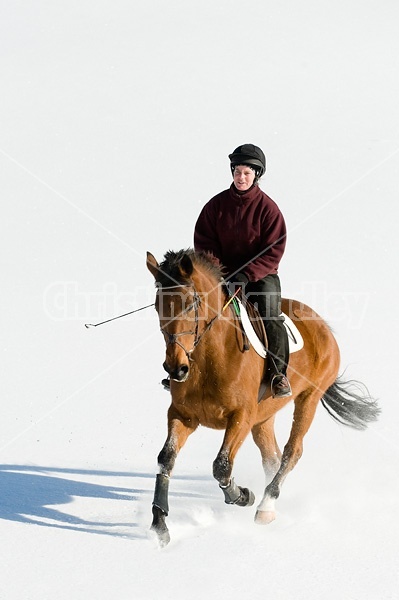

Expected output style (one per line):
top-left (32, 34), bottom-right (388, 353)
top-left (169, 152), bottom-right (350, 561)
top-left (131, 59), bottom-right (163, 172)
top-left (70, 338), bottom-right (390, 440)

top-left (151, 522), bottom-right (171, 547)
top-left (236, 487), bottom-right (255, 507)
top-left (220, 479), bottom-right (255, 507)
top-left (151, 506), bottom-right (170, 547)
top-left (254, 510), bottom-right (276, 525)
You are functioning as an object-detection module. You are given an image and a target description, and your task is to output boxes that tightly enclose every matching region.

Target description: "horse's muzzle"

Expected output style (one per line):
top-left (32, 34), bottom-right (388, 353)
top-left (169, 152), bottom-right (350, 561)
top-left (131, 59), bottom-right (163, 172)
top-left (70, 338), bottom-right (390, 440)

top-left (163, 361), bottom-right (189, 382)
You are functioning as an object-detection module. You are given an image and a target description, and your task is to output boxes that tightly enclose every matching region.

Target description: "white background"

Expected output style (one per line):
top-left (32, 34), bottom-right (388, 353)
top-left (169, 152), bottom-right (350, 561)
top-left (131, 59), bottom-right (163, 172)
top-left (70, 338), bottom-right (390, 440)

top-left (1, 1), bottom-right (398, 598)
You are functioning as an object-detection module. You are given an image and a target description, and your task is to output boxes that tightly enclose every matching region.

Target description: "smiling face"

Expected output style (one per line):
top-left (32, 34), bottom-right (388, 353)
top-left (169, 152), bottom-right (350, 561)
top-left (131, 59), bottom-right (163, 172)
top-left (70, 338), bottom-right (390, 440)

top-left (232, 164), bottom-right (256, 191)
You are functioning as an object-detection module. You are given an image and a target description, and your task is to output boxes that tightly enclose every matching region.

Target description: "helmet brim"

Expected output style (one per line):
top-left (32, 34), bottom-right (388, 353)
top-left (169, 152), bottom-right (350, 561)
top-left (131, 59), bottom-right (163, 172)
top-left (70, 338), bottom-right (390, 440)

top-left (229, 155), bottom-right (265, 176)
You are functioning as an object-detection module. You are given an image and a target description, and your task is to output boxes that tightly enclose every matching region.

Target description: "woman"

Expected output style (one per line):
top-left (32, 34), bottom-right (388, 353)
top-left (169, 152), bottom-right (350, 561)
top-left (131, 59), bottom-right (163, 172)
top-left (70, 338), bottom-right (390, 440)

top-left (194, 143), bottom-right (291, 399)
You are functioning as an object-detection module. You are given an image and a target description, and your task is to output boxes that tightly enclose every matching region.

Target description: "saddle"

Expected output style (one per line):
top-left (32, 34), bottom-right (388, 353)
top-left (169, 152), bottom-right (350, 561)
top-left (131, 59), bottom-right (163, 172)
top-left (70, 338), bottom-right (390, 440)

top-left (237, 295), bottom-right (268, 352)
top-left (232, 292), bottom-right (304, 401)
top-left (234, 295), bottom-right (304, 358)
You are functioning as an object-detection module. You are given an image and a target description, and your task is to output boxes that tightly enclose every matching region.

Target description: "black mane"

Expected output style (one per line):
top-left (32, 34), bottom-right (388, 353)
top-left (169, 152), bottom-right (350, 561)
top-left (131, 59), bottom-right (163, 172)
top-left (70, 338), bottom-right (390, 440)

top-left (157, 248), bottom-right (224, 287)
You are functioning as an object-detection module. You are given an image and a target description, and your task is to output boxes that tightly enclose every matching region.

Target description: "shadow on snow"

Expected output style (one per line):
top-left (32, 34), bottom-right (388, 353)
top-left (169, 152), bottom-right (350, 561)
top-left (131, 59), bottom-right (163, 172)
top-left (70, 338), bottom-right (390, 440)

top-left (0, 465), bottom-right (214, 538)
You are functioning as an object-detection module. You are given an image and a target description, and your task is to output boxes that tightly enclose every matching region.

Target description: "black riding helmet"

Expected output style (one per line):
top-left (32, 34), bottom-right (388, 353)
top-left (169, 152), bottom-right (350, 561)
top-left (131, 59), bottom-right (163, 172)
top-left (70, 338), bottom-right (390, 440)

top-left (229, 144), bottom-right (266, 178)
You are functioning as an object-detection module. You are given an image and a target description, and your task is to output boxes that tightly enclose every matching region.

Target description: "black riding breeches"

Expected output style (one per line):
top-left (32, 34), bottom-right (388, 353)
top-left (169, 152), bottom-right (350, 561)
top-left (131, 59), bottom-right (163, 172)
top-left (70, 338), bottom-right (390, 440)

top-left (245, 274), bottom-right (289, 374)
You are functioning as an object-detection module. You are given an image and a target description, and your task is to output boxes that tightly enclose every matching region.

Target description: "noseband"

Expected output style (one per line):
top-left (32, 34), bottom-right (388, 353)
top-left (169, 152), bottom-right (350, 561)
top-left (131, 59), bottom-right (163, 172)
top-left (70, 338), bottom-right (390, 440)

top-left (157, 283), bottom-right (225, 362)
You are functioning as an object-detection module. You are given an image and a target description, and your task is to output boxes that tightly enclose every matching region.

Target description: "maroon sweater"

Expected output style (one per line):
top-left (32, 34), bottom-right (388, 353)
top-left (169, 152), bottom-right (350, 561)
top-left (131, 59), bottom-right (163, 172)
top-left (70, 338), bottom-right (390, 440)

top-left (194, 183), bottom-right (287, 282)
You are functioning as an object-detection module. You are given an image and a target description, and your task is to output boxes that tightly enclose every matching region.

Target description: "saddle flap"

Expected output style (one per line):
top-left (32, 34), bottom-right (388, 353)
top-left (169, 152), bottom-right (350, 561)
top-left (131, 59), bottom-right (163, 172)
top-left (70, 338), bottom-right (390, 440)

top-left (240, 297), bottom-right (268, 349)
top-left (236, 298), bottom-right (304, 358)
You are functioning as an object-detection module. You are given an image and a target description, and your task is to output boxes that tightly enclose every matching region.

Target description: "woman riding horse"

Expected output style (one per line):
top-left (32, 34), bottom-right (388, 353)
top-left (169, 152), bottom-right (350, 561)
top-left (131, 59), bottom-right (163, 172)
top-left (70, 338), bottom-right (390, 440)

top-left (194, 143), bottom-right (291, 398)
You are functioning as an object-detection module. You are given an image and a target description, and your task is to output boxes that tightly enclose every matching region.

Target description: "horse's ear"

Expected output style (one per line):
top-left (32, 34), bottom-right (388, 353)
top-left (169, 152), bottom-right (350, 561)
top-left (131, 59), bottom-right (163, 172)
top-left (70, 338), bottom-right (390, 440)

top-left (179, 253), bottom-right (194, 278)
top-left (146, 251), bottom-right (159, 279)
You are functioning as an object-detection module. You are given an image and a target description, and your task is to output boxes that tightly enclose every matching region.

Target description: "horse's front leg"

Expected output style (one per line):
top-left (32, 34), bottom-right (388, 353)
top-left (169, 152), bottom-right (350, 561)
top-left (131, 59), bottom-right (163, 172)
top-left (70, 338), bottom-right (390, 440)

top-left (151, 407), bottom-right (198, 546)
top-left (213, 411), bottom-right (255, 507)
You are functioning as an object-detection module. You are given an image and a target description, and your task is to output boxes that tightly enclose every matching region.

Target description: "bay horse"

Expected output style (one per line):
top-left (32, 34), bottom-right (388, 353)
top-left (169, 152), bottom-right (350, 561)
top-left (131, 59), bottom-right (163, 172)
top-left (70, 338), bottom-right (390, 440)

top-left (146, 249), bottom-right (379, 546)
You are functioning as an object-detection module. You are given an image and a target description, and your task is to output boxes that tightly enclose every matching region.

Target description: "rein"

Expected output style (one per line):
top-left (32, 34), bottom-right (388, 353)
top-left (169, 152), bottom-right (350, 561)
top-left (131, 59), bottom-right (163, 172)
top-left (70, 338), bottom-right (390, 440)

top-left (159, 283), bottom-right (240, 361)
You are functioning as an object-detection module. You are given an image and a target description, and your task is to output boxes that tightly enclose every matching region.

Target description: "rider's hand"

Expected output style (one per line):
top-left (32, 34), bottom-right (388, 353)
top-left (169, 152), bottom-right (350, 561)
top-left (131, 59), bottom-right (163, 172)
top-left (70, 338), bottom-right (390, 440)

top-left (226, 272), bottom-right (248, 296)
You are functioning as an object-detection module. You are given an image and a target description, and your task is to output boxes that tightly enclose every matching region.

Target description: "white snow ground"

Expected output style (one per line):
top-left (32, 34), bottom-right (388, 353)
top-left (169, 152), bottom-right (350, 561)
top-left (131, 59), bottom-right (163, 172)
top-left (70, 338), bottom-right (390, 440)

top-left (1, 1), bottom-right (399, 599)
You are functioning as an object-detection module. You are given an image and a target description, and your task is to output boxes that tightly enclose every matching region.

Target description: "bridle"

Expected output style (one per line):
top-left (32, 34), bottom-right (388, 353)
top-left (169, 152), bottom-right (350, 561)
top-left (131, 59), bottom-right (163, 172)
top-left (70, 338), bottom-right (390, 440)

top-left (157, 282), bottom-right (239, 362)
top-left (158, 284), bottom-right (201, 361)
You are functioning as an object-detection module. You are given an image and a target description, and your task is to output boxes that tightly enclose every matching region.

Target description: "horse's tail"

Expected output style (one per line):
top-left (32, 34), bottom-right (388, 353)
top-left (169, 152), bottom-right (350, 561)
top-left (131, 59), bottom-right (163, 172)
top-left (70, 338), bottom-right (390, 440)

top-left (321, 377), bottom-right (380, 430)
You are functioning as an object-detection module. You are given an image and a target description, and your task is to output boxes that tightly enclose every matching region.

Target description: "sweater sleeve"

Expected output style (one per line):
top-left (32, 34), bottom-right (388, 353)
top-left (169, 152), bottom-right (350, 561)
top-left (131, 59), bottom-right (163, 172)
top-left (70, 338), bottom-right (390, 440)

top-left (244, 207), bottom-right (287, 281)
top-left (193, 200), bottom-right (223, 265)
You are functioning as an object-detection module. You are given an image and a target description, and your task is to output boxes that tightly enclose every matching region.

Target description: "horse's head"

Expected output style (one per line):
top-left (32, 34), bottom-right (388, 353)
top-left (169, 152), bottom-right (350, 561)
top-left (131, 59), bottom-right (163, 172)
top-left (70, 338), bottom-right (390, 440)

top-left (147, 250), bottom-right (202, 383)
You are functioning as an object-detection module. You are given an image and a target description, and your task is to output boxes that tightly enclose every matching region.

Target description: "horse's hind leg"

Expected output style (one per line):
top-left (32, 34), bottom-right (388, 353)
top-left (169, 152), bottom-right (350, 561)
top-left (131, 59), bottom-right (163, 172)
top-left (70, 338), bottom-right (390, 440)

top-left (252, 416), bottom-right (282, 483)
top-left (151, 408), bottom-right (198, 546)
top-left (255, 388), bottom-right (319, 524)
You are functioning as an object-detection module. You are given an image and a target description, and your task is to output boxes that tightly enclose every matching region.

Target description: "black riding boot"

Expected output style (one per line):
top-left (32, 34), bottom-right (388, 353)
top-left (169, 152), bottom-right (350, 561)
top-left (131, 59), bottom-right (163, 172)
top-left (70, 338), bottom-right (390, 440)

top-left (263, 318), bottom-right (292, 399)
top-left (162, 377), bottom-right (170, 391)
top-left (246, 274), bottom-right (292, 399)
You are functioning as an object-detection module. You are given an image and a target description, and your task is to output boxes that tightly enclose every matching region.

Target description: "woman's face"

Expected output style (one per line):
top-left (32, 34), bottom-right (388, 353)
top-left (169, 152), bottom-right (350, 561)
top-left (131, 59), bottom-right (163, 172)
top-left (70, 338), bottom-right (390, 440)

top-left (233, 165), bottom-right (256, 191)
